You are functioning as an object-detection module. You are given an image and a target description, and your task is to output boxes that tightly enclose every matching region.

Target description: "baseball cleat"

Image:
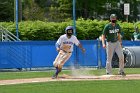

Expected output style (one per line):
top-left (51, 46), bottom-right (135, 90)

top-left (106, 73), bottom-right (110, 75)
top-left (106, 73), bottom-right (112, 75)
top-left (118, 72), bottom-right (126, 76)
top-left (52, 74), bottom-right (58, 79)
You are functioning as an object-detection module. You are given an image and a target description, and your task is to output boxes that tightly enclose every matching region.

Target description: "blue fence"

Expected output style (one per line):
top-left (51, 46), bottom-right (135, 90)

top-left (0, 40), bottom-right (139, 69)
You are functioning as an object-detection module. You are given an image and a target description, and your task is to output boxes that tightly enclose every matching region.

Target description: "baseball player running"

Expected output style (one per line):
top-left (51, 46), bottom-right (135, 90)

top-left (102, 14), bottom-right (126, 76)
top-left (52, 26), bottom-right (85, 79)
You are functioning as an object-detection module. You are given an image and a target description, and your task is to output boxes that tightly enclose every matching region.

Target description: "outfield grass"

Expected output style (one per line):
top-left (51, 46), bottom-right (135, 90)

top-left (0, 80), bottom-right (140, 93)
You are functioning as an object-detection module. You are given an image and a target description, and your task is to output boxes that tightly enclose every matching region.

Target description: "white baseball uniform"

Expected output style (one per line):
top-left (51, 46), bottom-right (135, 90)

top-left (53, 34), bottom-right (80, 68)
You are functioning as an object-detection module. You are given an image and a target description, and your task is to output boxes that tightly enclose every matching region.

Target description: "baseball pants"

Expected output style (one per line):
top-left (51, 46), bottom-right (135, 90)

top-left (53, 50), bottom-right (72, 68)
top-left (106, 41), bottom-right (124, 74)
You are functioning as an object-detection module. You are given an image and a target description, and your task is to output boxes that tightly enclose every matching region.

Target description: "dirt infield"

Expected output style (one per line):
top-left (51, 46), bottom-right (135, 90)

top-left (0, 74), bottom-right (140, 85)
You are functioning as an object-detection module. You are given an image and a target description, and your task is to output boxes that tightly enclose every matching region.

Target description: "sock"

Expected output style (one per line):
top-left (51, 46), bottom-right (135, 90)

top-left (55, 67), bottom-right (59, 76)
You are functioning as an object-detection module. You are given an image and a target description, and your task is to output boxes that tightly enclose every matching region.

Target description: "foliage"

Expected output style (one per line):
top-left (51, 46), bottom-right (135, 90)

top-left (0, 0), bottom-right (14, 22)
top-left (119, 22), bottom-right (135, 40)
top-left (22, 0), bottom-right (45, 21)
top-left (0, 0), bottom-right (139, 22)
top-left (0, 19), bottom-right (136, 40)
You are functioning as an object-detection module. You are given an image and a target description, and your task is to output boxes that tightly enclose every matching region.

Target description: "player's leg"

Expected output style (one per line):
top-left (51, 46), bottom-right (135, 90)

top-left (106, 42), bottom-right (114, 74)
top-left (52, 50), bottom-right (64, 78)
top-left (115, 41), bottom-right (125, 76)
top-left (59, 52), bottom-right (72, 67)
top-left (53, 50), bottom-right (64, 68)
top-left (52, 66), bottom-right (61, 79)
top-left (52, 50), bottom-right (72, 78)
top-left (55, 52), bottom-right (72, 76)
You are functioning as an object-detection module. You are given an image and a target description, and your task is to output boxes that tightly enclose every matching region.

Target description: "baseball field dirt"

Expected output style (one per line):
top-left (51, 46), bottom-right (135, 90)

top-left (0, 74), bottom-right (140, 85)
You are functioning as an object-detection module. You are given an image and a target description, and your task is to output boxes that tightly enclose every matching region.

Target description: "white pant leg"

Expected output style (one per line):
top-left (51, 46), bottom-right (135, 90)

top-left (53, 50), bottom-right (72, 68)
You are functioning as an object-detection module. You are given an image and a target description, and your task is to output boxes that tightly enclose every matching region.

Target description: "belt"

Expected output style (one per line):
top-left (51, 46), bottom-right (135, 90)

top-left (107, 40), bottom-right (118, 43)
top-left (62, 50), bottom-right (72, 53)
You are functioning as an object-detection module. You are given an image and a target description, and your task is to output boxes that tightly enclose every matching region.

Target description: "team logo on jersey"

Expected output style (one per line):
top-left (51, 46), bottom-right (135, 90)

top-left (109, 29), bottom-right (119, 33)
top-left (63, 41), bottom-right (73, 45)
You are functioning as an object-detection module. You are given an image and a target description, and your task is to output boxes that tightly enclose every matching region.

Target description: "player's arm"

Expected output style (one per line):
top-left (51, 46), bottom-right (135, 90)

top-left (55, 37), bottom-right (62, 52)
top-left (131, 34), bottom-right (134, 41)
top-left (118, 33), bottom-right (123, 47)
top-left (118, 25), bottom-right (122, 45)
top-left (118, 33), bottom-right (122, 43)
top-left (102, 25), bottom-right (107, 48)
top-left (78, 43), bottom-right (85, 53)
top-left (55, 43), bottom-right (60, 52)
top-left (74, 36), bottom-right (85, 53)
top-left (102, 34), bottom-right (106, 48)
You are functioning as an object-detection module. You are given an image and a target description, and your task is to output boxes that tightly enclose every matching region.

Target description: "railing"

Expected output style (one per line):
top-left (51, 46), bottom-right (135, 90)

top-left (0, 26), bottom-right (21, 41)
top-left (0, 26), bottom-right (31, 70)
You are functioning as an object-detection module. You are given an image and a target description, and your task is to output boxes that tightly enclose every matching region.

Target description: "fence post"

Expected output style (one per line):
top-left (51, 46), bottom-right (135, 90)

top-left (97, 39), bottom-right (102, 69)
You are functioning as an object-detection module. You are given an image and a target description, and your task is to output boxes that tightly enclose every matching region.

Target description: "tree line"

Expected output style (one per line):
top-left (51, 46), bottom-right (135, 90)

top-left (0, 0), bottom-right (139, 22)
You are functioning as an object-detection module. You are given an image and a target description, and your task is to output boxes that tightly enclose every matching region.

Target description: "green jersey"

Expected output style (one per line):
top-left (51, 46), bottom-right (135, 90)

top-left (102, 23), bottom-right (121, 42)
top-left (133, 32), bottom-right (140, 40)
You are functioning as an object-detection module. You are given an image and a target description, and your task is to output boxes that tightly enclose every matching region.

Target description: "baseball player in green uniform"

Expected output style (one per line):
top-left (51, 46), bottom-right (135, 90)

top-left (102, 14), bottom-right (126, 76)
top-left (132, 26), bottom-right (140, 41)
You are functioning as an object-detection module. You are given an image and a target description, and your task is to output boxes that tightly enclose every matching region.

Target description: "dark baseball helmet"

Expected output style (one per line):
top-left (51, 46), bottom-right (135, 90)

top-left (110, 14), bottom-right (117, 20)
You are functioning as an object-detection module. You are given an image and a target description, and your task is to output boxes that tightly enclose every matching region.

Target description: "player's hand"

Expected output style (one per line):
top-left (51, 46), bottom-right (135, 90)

top-left (102, 44), bottom-right (106, 48)
top-left (56, 48), bottom-right (60, 52)
top-left (120, 42), bottom-right (123, 48)
top-left (81, 48), bottom-right (86, 53)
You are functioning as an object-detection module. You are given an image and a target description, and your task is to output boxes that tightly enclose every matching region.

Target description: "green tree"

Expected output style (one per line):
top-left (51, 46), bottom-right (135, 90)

top-left (22, 0), bottom-right (45, 21)
top-left (0, 0), bottom-right (14, 22)
top-left (48, 0), bottom-right (72, 22)
top-left (21, 0), bottom-right (140, 22)
top-left (76, 0), bottom-right (106, 19)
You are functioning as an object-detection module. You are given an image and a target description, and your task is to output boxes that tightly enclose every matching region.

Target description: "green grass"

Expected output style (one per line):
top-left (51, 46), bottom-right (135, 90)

top-left (0, 68), bottom-right (140, 93)
top-left (0, 68), bottom-right (140, 80)
top-left (0, 71), bottom-right (52, 80)
top-left (0, 80), bottom-right (140, 93)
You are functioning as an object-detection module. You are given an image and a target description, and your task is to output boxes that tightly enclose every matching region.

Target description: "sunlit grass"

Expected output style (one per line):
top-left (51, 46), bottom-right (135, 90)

top-left (0, 68), bottom-right (139, 80)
